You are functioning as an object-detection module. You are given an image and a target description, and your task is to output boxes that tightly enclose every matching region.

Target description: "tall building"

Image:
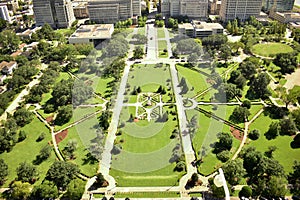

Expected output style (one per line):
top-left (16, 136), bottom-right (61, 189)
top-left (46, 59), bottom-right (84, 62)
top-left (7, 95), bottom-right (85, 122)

top-left (262, 0), bottom-right (295, 12)
top-left (0, 4), bottom-right (11, 22)
top-left (88, 0), bottom-right (141, 24)
top-left (160, 0), bottom-right (208, 20)
top-left (220, 0), bottom-right (262, 21)
top-left (33, 0), bottom-right (75, 28)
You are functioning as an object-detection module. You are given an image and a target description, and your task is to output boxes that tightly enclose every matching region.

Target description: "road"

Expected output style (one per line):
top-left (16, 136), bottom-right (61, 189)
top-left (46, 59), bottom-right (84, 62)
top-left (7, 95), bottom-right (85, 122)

top-left (146, 24), bottom-right (158, 60)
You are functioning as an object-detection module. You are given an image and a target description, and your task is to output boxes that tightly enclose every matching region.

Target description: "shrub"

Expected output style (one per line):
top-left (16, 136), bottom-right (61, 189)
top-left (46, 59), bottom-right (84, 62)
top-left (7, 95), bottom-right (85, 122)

top-left (248, 129), bottom-right (260, 140)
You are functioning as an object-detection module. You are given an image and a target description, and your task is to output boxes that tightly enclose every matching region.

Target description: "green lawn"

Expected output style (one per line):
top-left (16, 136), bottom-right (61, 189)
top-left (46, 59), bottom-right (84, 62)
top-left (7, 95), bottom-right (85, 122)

top-left (58, 118), bottom-right (100, 177)
top-left (114, 192), bottom-right (181, 198)
top-left (137, 27), bottom-right (145, 35)
top-left (158, 40), bottom-right (168, 58)
top-left (55, 28), bottom-right (74, 37)
top-left (248, 114), bottom-right (300, 173)
top-left (0, 117), bottom-right (55, 187)
top-left (157, 28), bottom-right (165, 39)
top-left (176, 64), bottom-right (211, 99)
top-left (251, 43), bottom-right (293, 57)
top-left (128, 64), bottom-right (171, 91)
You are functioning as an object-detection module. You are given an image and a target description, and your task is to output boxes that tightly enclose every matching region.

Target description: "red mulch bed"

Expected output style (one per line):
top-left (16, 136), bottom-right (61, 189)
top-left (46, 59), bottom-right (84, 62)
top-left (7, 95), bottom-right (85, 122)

top-left (230, 127), bottom-right (243, 141)
top-left (55, 129), bottom-right (68, 144)
top-left (46, 116), bottom-right (53, 123)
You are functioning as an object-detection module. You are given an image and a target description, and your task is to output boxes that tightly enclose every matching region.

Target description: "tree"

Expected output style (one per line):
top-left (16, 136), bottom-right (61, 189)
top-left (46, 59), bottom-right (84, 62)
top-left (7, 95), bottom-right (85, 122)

top-left (223, 159), bottom-right (246, 185)
top-left (265, 121), bottom-right (280, 140)
top-left (167, 18), bottom-right (178, 29)
top-left (98, 110), bottom-right (111, 130)
top-left (63, 140), bottom-right (77, 159)
top-left (261, 176), bottom-right (288, 199)
top-left (132, 34), bottom-right (147, 44)
top-left (0, 30), bottom-right (21, 54)
top-left (176, 38), bottom-right (202, 56)
top-left (274, 52), bottom-right (297, 74)
top-left (248, 129), bottom-right (260, 140)
top-left (229, 106), bottom-right (250, 123)
top-left (55, 105), bottom-right (73, 125)
top-left (51, 79), bottom-right (74, 107)
top-left (65, 179), bottom-right (85, 200)
top-left (37, 145), bottom-right (52, 161)
top-left (0, 159), bottom-right (8, 185)
top-left (216, 150), bottom-right (230, 162)
top-left (242, 100), bottom-right (251, 109)
top-left (96, 173), bottom-right (106, 186)
top-left (228, 70), bottom-right (246, 89)
top-left (289, 161), bottom-right (300, 196)
top-left (18, 130), bottom-right (27, 142)
top-left (239, 186), bottom-right (252, 198)
top-left (279, 118), bottom-right (297, 136)
top-left (219, 44), bottom-right (231, 62)
top-left (208, 178), bottom-right (225, 198)
top-left (11, 181), bottom-right (31, 200)
top-left (46, 161), bottom-right (79, 190)
top-left (31, 180), bottom-right (59, 200)
top-left (13, 107), bottom-right (33, 127)
top-left (216, 83), bottom-right (242, 102)
top-left (238, 61), bottom-right (257, 80)
top-left (72, 80), bottom-right (94, 106)
top-left (214, 132), bottom-right (233, 153)
top-left (247, 73), bottom-right (270, 99)
top-left (133, 46), bottom-right (144, 59)
top-left (16, 162), bottom-right (38, 183)
top-left (187, 53), bottom-right (198, 66)
top-left (264, 146), bottom-right (277, 158)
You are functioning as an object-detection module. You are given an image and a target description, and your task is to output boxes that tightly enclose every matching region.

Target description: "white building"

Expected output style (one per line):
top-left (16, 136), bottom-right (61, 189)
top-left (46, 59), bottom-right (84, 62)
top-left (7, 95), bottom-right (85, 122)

top-left (0, 4), bottom-right (11, 22)
top-left (220, 0), bottom-right (262, 21)
top-left (161, 0), bottom-right (208, 20)
top-left (69, 24), bottom-right (114, 46)
top-left (178, 20), bottom-right (224, 38)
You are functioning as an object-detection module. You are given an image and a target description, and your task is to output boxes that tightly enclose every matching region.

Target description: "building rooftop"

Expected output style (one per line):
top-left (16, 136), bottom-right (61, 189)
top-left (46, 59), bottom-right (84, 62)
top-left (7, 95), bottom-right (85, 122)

top-left (69, 24), bottom-right (114, 39)
top-left (0, 61), bottom-right (16, 71)
top-left (192, 20), bottom-right (223, 30)
top-left (178, 23), bottom-right (194, 29)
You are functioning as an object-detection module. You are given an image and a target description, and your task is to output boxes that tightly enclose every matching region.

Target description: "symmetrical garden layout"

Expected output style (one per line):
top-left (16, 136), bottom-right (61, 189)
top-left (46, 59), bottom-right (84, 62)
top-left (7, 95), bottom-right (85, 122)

top-left (1, 23), bottom-right (300, 199)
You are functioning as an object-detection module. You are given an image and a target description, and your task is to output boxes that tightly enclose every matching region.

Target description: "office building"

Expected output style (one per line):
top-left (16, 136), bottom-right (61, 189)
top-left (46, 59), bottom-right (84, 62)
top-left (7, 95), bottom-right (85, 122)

top-left (220, 0), bottom-right (262, 21)
top-left (0, 4), bottom-right (11, 22)
top-left (270, 10), bottom-right (300, 23)
top-left (69, 24), bottom-right (114, 46)
top-left (88, 0), bottom-right (141, 24)
top-left (210, 0), bottom-right (221, 15)
top-left (73, 2), bottom-right (89, 18)
top-left (33, 0), bottom-right (75, 28)
top-left (262, 0), bottom-right (295, 12)
top-left (178, 20), bottom-right (224, 38)
top-left (161, 0), bottom-right (208, 19)
top-left (0, 0), bottom-right (18, 12)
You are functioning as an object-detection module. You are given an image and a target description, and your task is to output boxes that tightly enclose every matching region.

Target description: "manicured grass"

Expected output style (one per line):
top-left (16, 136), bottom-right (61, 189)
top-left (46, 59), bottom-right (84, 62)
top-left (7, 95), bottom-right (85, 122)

top-left (176, 64), bottom-right (211, 99)
top-left (157, 28), bottom-right (165, 39)
top-left (251, 43), bottom-right (293, 57)
top-left (110, 165), bottom-right (185, 187)
top-left (248, 114), bottom-right (300, 173)
top-left (128, 64), bottom-right (171, 91)
top-left (0, 117), bottom-right (55, 187)
top-left (158, 40), bottom-right (168, 58)
top-left (137, 27), bottom-right (145, 35)
top-left (58, 118), bottom-right (99, 177)
top-left (55, 28), bottom-right (74, 36)
top-left (114, 191), bottom-right (181, 198)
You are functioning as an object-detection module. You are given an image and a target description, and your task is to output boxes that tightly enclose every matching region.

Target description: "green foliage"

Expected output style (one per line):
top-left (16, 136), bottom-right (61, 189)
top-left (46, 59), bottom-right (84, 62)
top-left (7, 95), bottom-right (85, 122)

top-left (0, 127), bottom-right (17, 153)
top-left (31, 180), bottom-right (59, 200)
top-left (37, 145), bottom-right (52, 161)
top-left (213, 132), bottom-right (233, 153)
top-left (65, 179), bottom-right (85, 200)
top-left (46, 161), bottom-right (79, 190)
top-left (10, 181), bottom-right (32, 200)
top-left (208, 178), bottom-right (225, 198)
top-left (288, 161), bottom-right (300, 196)
top-left (265, 121), bottom-right (280, 140)
top-left (223, 159), bottom-right (246, 185)
top-left (242, 100), bottom-right (251, 109)
top-left (238, 60), bottom-right (257, 80)
top-left (279, 118), bottom-right (297, 136)
top-left (16, 162), bottom-right (38, 183)
top-left (155, 20), bottom-right (164, 27)
top-left (274, 52), bottom-right (298, 74)
top-left (202, 34), bottom-right (228, 49)
top-left (18, 130), bottom-right (27, 142)
top-left (247, 73), bottom-right (271, 99)
top-left (13, 107), bottom-right (33, 127)
top-left (229, 106), bottom-right (250, 123)
top-left (0, 30), bottom-right (21, 54)
top-left (239, 186), bottom-right (252, 198)
top-left (55, 105), bottom-right (73, 126)
top-left (132, 34), bottom-right (147, 44)
top-left (216, 150), bottom-right (230, 162)
top-left (36, 23), bottom-right (57, 41)
top-left (228, 70), bottom-right (246, 89)
top-left (248, 129), bottom-right (260, 140)
top-left (133, 46), bottom-right (144, 59)
top-left (0, 159), bottom-right (8, 185)
top-left (115, 18), bottom-right (133, 28)
top-left (176, 38), bottom-right (202, 56)
top-left (63, 140), bottom-right (77, 160)
top-left (51, 79), bottom-right (74, 107)
top-left (102, 35), bottom-right (129, 58)
top-left (261, 176), bottom-right (288, 199)
top-left (167, 18), bottom-right (178, 29)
